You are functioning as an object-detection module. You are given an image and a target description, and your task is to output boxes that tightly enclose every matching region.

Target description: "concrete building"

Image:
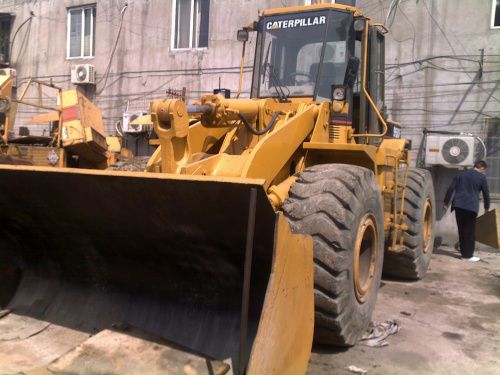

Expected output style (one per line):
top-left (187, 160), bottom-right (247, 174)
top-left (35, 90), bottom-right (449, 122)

top-left (1, 0), bottom-right (499, 227)
top-left (360, 0), bottom-right (500, 216)
top-left (1, 0), bottom-right (304, 133)
top-left (359, 0), bottom-right (500, 238)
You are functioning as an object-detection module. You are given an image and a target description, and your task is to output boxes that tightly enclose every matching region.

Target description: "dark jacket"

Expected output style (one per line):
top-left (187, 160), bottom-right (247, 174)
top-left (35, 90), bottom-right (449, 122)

top-left (444, 169), bottom-right (490, 214)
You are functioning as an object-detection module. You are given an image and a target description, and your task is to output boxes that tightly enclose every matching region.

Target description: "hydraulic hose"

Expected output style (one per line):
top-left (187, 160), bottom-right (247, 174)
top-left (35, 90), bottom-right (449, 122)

top-left (238, 111), bottom-right (283, 136)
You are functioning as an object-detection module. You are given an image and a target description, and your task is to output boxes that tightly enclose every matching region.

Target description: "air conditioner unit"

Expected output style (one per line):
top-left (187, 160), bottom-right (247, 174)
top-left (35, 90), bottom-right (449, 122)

top-left (122, 111), bottom-right (149, 133)
top-left (71, 64), bottom-right (96, 85)
top-left (425, 135), bottom-right (486, 168)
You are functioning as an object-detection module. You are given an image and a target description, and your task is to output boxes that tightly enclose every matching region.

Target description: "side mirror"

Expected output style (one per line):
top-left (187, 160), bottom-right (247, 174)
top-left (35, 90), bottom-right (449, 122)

top-left (237, 28), bottom-right (249, 42)
top-left (343, 56), bottom-right (360, 88)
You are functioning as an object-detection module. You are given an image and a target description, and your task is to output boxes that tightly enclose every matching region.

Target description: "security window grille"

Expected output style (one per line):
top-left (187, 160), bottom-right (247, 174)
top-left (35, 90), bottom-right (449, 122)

top-left (67, 5), bottom-right (96, 58)
top-left (484, 118), bottom-right (500, 197)
top-left (172, 0), bottom-right (210, 49)
top-left (493, 0), bottom-right (500, 28)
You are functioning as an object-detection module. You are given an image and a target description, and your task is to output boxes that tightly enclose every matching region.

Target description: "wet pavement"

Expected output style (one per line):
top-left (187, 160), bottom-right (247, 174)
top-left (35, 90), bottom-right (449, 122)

top-left (308, 243), bottom-right (500, 375)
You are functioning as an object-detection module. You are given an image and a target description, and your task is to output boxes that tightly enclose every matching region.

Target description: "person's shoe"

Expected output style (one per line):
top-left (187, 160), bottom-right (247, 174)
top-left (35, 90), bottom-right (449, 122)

top-left (462, 256), bottom-right (480, 262)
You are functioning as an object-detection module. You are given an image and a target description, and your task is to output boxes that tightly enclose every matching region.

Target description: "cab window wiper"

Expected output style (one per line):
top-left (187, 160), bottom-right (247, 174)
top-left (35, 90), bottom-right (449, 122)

top-left (261, 40), bottom-right (290, 102)
top-left (263, 63), bottom-right (290, 103)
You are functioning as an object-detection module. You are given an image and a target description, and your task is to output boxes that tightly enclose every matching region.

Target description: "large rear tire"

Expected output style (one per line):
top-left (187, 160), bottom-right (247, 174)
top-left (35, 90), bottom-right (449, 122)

top-left (384, 168), bottom-right (435, 280)
top-left (283, 164), bottom-right (384, 346)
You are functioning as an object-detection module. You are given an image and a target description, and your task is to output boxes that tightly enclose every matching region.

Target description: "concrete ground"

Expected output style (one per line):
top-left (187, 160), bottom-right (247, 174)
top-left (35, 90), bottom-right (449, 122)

top-left (308, 243), bottom-right (500, 375)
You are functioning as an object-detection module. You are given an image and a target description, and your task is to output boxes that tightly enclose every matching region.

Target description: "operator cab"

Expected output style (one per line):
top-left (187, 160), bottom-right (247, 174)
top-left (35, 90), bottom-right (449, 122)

top-left (245, 4), bottom-right (387, 137)
top-left (251, 8), bottom-right (355, 102)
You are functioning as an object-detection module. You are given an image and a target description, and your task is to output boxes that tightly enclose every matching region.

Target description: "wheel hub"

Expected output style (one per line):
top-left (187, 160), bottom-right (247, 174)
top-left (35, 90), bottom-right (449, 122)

top-left (353, 214), bottom-right (378, 304)
top-left (422, 199), bottom-right (433, 253)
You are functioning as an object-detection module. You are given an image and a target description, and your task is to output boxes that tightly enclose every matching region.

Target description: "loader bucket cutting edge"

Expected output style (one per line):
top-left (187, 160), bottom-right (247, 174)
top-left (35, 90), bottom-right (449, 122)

top-left (0, 165), bottom-right (314, 374)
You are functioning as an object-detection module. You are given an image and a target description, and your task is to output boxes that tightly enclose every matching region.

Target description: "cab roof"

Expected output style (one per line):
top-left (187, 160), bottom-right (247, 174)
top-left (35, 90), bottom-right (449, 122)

top-left (261, 3), bottom-right (363, 18)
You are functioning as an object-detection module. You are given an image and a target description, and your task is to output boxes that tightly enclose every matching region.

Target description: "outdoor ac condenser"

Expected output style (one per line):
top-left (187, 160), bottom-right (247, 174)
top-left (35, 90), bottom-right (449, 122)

top-left (71, 64), bottom-right (96, 85)
top-left (122, 111), bottom-right (149, 133)
top-left (425, 135), bottom-right (486, 168)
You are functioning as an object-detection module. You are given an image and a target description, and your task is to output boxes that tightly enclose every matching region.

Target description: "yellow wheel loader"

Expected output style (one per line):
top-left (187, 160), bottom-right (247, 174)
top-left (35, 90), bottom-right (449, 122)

top-left (0, 3), bottom-right (435, 374)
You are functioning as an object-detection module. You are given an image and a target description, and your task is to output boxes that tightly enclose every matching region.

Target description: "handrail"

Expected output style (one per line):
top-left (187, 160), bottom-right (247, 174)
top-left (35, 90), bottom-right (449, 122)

top-left (385, 155), bottom-right (409, 252)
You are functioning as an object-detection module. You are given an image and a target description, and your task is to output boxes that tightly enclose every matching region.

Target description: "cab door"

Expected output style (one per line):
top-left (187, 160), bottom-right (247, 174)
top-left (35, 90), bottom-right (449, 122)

top-left (367, 27), bottom-right (385, 136)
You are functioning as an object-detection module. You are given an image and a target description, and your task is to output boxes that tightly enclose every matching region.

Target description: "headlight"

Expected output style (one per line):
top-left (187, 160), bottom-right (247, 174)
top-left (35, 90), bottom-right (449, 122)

top-left (332, 87), bottom-right (346, 101)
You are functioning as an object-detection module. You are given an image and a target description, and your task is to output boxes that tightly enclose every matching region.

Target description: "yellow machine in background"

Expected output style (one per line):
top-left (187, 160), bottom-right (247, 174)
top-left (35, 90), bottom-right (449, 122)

top-left (0, 70), bottom-right (17, 145)
top-left (0, 3), bottom-right (435, 375)
top-left (0, 73), bottom-right (127, 168)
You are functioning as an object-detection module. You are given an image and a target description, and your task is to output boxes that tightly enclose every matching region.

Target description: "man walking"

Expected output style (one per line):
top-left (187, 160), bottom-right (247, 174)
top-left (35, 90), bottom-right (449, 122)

top-left (444, 160), bottom-right (490, 261)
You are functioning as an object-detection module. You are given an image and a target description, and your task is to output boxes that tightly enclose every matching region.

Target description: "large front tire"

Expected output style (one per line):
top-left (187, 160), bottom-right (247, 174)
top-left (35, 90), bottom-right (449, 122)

top-left (283, 164), bottom-right (384, 346)
top-left (384, 168), bottom-right (435, 280)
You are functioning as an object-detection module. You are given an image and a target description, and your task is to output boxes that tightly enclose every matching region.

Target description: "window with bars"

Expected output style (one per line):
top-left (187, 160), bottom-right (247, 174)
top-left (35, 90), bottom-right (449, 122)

top-left (484, 118), bottom-right (500, 197)
top-left (67, 5), bottom-right (96, 58)
top-left (172, 0), bottom-right (210, 49)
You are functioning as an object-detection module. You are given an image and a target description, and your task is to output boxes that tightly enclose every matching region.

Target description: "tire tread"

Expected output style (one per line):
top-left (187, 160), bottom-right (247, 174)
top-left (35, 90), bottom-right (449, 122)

top-left (283, 164), bottom-right (384, 345)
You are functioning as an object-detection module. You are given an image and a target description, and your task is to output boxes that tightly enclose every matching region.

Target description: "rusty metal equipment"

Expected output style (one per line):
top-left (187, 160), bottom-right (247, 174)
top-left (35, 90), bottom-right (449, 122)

top-left (0, 75), bottom-right (124, 168)
top-left (0, 3), bottom-right (435, 374)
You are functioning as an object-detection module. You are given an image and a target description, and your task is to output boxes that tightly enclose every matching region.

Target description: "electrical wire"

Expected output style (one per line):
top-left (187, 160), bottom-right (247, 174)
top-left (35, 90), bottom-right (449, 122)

top-left (386, 55), bottom-right (482, 68)
top-left (386, 80), bottom-right (499, 89)
top-left (9, 12), bottom-right (34, 65)
top-left (420, 0), bottom-right (500, 105)
top-left (5, 0), bottom-right (499, 137)
top-left (393, 1), bottom-right (417, 61)
top-left (385, 0), bottom-right (401, 27)
top-left (95, 2), bottom-right (128, 95)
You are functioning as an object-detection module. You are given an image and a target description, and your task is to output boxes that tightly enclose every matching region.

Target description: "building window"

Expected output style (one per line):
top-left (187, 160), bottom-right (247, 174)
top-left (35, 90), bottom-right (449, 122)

top-left (0, 14), bottom-right (13, 65)
top-left (67, 5), bottom-right (96, 58)
top-left (172, 0), bottom-right (210, 49)
top-left (484, 118), bottom-right (500, 197)
top-left (492, 0), bottom-right (500, 28)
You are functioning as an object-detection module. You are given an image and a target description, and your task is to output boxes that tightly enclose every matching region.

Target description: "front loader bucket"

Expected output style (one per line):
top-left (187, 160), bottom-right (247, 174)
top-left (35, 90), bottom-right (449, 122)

top-left (0, 165), bottom-right (313, 374)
